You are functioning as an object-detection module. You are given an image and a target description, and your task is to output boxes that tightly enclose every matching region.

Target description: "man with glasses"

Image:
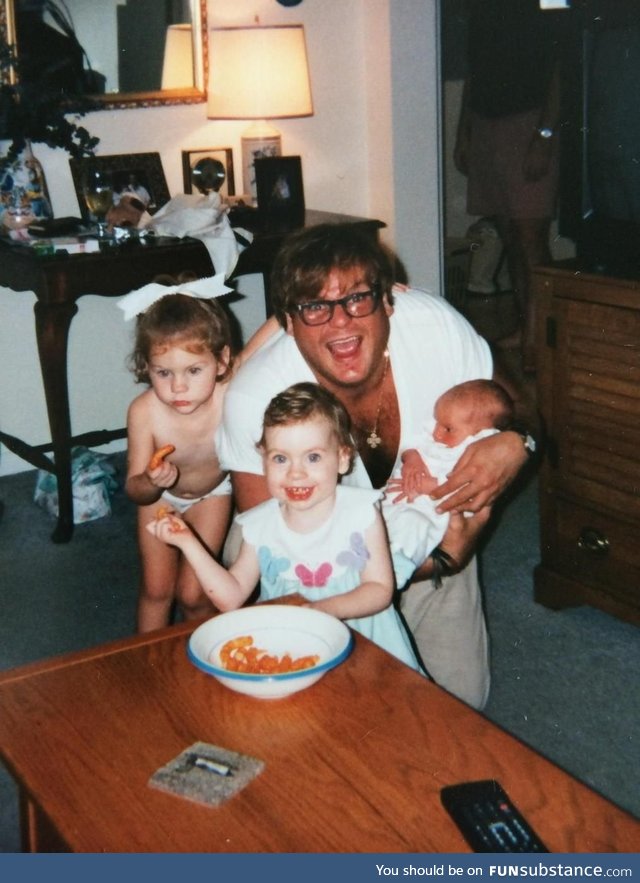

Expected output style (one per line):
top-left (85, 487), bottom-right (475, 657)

top-left (218, 223), bottom-right (533, 709)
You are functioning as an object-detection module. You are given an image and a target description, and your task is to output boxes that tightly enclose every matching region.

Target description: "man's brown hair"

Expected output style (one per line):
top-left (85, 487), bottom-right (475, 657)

top-left (270, 223), bottom-right (396, 328)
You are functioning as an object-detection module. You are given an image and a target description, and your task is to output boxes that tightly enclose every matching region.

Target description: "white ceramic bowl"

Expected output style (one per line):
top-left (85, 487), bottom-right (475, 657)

top-left (187, 605), bottom-right (353, 700)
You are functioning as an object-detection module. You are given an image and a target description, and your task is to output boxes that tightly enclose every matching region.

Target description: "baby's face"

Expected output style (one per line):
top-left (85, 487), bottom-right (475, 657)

top-left (433, 397), bottom-right (485, 447)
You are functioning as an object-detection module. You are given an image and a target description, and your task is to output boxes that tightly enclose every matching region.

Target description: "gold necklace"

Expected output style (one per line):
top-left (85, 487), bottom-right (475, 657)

top-left (366, 350), bottom-right (390, 449)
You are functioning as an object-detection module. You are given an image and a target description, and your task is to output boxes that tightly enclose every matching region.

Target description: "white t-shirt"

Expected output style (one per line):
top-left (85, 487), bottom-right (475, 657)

top-left (217, 288), bottom-right (493, 486)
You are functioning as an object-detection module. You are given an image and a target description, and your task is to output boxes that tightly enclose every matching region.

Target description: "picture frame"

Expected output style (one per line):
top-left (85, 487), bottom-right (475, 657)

top-left (182, 148), bottom-right (235, 198)
top-left (69, 152), bottom-right (170, 222)
top-left (254, 155), bottom-right (305, 230)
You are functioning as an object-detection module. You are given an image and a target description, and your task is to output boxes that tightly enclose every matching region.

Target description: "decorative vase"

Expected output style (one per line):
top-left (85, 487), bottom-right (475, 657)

top-left (0, 140), bottom-right (53, 232)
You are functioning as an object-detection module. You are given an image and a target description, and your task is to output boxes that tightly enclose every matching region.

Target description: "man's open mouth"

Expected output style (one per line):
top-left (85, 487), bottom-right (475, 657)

top-left (326, 335), bottom-right (361, 359)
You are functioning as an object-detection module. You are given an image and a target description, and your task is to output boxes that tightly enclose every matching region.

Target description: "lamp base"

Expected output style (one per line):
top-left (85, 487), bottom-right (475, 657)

top-left (241, 123), bottom-right (282, 204)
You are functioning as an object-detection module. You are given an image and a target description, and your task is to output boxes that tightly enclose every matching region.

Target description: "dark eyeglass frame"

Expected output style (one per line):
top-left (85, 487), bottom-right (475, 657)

top-left (291, 289), bottom-right (382, 326)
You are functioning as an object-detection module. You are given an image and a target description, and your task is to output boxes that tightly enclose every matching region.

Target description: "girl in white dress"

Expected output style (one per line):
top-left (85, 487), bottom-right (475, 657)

top-left (148, 382), bottom-right (419, 670)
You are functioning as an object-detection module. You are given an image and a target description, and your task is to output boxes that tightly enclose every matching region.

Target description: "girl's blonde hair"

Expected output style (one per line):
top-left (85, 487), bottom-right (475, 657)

top-left (129, 278), bottom-right (234, 384)
top-left (258, 382), bottom-right (356, 473)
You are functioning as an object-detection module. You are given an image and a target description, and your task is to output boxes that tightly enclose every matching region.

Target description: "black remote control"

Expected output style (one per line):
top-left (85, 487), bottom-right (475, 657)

top-left (441, 780), bottom-right (549, 853)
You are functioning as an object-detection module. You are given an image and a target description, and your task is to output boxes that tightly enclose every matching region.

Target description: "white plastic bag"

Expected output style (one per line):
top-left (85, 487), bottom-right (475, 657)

top-left (34, 447), bottom-right (119, 524)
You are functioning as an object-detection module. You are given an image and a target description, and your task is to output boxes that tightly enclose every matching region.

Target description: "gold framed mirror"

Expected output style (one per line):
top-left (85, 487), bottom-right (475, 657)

top-left (2, 0), bottom-right (208, 109)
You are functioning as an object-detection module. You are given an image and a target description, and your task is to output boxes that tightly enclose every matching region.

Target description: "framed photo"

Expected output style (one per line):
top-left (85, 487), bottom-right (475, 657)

top-left (254, 155), bottom-right (305, 230)
top-left (69, 152), bottom-right (170, 222)
top-left (182, 148), bottom-right (235, 198)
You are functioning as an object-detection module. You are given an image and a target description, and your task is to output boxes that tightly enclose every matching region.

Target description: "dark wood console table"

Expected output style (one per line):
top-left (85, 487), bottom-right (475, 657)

top-left (0, 235), bottom-right (214, 543)
top-left (0, 211), bottom-right (385, 544)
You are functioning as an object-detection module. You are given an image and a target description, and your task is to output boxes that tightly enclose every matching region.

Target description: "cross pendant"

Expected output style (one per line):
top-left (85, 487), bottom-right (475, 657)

top-left (366, 430), bottom-right (382, 449)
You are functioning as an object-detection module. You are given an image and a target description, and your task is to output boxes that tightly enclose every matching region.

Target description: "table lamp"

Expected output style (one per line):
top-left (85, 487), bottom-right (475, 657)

top-left (208, 24), bottom-right (313, 201)
top-left (161, 24), bottom-right (194, 89)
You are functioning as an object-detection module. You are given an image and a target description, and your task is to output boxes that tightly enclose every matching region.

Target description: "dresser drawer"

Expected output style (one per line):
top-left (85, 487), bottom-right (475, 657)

top-left (540, 496), bottom-right (640, 608)
top-left (534, 266), bottom-right (640, 625)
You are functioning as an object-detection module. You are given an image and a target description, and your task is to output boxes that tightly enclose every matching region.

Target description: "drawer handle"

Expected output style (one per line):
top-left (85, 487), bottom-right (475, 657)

top-left (577, 528), bottom-right (610, 556)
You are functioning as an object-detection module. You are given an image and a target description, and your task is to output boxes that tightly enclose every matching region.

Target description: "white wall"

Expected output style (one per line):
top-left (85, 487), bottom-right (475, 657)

top-left (363, 0), bottom-right (395, 250)
top-left (64, 0), bottom-right (120, 92)
top-left (0, 0), bottom-right (441, 475)
top-left (389, 0), bottom-right (442, 292)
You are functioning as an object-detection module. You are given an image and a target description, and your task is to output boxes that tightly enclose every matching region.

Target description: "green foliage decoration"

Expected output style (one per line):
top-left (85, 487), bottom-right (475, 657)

top-left (0, 38), bottom-right (99, 168)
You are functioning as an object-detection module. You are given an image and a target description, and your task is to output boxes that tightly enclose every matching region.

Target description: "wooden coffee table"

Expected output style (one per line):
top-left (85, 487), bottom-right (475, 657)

top-left (0, 615), bottom-right (637, 853)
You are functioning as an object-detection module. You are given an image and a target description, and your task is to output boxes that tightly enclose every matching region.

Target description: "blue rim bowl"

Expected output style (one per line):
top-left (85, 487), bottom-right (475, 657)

top-left (187, 604), bottom-right (353, 699)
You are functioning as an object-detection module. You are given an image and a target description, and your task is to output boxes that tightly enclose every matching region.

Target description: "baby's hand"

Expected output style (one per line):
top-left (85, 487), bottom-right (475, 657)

top-left (400, 450), bottom-right (438, 500)
top-left (400, 450), bottom-right (423, 493)
top-left (149, 444), bottom-right (176, 470)
top-left (385, 477), bottom-right (417, 505)
top-left (147, 460), bottom-right (179, 489)
top-left (410, 470), bottom-right (439, 497)
top-left (401, 462), bottom-right (424, 495)
top-left (146, 445), bottom-right (178, 488)
top-left (146, 509), bottom-right (191, 547)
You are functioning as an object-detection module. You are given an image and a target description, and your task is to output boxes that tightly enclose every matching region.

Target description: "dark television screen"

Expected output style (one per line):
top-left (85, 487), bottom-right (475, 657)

top-left (558, 1), bottom-right (640, 277)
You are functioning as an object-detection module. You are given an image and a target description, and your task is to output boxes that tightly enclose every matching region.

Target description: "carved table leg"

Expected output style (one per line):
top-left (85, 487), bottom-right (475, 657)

top-left (34, 298), bottom-right (78, 543)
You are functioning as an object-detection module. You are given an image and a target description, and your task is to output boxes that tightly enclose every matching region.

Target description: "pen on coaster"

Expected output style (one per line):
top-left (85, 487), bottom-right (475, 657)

top-left (188, 754), bottom-right (234, 776)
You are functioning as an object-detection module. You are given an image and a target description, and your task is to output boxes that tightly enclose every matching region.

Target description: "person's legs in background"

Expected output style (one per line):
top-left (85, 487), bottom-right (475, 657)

top-left (494, 215), bottom-right (552, 373)
top-left (467, 111), bottom-right (558, 373)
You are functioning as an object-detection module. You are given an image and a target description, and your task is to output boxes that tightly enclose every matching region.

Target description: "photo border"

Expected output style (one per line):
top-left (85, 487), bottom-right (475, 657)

top-left (181, 147), bottom-right (235, 198)
top-left (69, 152), bottom-right (170, 221)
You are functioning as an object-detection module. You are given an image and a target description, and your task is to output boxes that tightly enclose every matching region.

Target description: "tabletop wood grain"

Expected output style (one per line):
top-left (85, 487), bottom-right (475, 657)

top-left (0, 615), bottom-right (637, 853)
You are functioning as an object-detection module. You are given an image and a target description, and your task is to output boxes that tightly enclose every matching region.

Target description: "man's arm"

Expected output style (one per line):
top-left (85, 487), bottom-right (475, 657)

top-left (524, 58), bottom-right (562, 183)
top-left (411, 507), bottom-right (492, 580)
top-left (492, 349), bottom-right (541, 437)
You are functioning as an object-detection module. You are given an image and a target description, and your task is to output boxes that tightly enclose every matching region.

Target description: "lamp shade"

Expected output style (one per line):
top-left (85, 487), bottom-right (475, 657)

top-left (161, 24), bottom-right (194, 89)
top-left (208, 25), bottom-right (313, 119)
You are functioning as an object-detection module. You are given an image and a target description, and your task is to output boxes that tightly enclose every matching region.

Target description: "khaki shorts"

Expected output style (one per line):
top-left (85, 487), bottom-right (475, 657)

top-left (399, 559), bottom-right (490, 711)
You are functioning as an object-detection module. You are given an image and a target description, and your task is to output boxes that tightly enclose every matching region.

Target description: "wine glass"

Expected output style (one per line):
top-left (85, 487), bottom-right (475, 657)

top-left (83, 169), bottom-right (114, 237)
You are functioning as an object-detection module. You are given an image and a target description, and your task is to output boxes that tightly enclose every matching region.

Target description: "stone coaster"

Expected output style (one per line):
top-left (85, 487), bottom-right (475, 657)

top-left (149, 741), bottom-right (265, 807)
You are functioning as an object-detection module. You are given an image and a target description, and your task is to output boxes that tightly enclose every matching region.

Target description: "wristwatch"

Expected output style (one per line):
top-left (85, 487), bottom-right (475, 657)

top-left (536, 126), bottom-right (555, 139)
top-left (518, 432), bottom-right (537, 457)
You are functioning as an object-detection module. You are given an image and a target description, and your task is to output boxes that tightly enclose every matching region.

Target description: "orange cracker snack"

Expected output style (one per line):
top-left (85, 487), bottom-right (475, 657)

top-left (149, 444), bottom-right (176, 471)
top-left (219, 635), bottom-right (320, 674)
top-left (167, 514), bottom-right (189, 534)
top-left (155, 505), bottom-right (188, 534)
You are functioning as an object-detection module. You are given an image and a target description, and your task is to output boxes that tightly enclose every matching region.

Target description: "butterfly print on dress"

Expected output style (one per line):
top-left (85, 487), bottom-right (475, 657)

top-left (295, 562), bottom-right (333, 587)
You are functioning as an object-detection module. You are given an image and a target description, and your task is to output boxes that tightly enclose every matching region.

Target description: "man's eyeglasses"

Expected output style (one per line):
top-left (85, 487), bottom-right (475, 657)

top-left (291, 289), bottom-right (382, 326)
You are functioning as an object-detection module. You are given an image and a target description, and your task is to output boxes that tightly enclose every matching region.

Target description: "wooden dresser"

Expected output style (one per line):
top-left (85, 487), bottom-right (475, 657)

top-left (534, 265), bottom-right (640, 625)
